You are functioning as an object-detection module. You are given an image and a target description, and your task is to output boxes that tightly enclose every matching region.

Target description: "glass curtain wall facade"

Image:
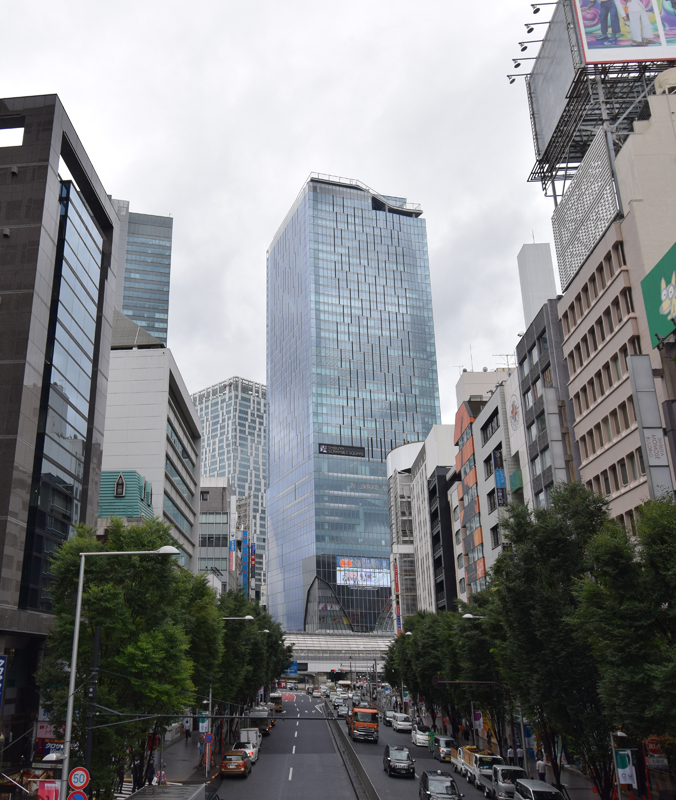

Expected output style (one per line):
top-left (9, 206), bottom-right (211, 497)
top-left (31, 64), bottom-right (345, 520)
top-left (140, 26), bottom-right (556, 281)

top-left (118, 210), bottom-right (172, 345)
top-left (267, 175), bottom-right (441, 632)
top-left (20, 182), bottom-right (104, 610)
top-left (192, 378), bottom-right (267, 601)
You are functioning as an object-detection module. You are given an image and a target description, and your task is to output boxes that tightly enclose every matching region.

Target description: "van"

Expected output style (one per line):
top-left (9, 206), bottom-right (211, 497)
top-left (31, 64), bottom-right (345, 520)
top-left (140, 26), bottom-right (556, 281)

top-left (238, 728), bottom-right (262, 750)
top-left (514, 779), bottom-right (563, 800)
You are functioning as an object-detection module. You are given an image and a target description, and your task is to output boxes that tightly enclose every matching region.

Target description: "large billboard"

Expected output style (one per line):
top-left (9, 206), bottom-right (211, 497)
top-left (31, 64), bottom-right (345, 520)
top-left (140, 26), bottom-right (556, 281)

top-left (573, 0), bottom-right (676, 63)
top-left (641, 240), bottom-right (676, 347)
top-left (336, 556), bottom-right (390, 587)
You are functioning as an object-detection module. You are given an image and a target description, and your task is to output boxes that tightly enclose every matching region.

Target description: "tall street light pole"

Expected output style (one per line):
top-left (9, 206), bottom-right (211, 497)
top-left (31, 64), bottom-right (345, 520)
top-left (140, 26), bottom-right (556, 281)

top-left (61, 545), bottom-right (179, 800)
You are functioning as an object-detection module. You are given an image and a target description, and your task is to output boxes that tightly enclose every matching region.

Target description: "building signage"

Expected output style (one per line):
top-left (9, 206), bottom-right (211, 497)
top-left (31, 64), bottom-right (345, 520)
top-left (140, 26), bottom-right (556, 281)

top-left (319, 443), bottom-right (365, 458)
top-left (644, 428), bottom-right (669, 466)
top-left (641, 242), bottom-right (676, 348)
top-left (287, 662), bottom-right (298, 675)
top-left (492, 451), bottom-right (504, 471)
top-left (496, 487), bottom-right (508, 507)
top-left (336, 556), bottom-right (390, 587)
top-left (616, 750), bottom-right (637, 788)
top-left (572, 0), bottom-right (676, 64)
top-left (494, 469), bottom-right (506, 488)
top-left (509, 395), bottom-right (520, 431)
top-left (242, 530), bottom-right (248, 594)
top-left (393, 561), bottom-right (402, 634)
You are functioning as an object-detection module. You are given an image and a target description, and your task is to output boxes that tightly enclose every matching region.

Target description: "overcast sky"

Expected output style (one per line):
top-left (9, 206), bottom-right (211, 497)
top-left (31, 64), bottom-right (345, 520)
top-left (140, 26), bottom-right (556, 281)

top-left (5, 0), bottom-right (559, 423)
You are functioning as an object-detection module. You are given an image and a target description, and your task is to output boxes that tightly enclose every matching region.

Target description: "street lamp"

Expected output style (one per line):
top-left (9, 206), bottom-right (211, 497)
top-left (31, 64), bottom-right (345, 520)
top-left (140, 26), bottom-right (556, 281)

top-left (462, 613), bottom-right (486, 619)
top-left (61, 545), bottom-right (179, 800)
top-left (222, 615), bottom-right (254, 620)
top-left (259, 629), bottom-right (270, 633)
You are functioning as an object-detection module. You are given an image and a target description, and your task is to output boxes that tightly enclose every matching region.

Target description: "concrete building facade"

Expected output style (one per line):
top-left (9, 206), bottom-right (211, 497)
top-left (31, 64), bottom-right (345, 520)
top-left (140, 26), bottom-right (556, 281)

top-left (102, 315), bottom-right (201, 568)
top-left (198, 477), bottom-right (238, 593)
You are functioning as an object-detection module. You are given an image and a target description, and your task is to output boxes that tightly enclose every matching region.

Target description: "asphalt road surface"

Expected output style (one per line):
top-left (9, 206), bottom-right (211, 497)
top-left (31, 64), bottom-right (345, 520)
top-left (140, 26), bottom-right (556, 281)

top-left (346, 705), bottom-right (488, 800)
top-left (212, 691), bottom-right (355, 800)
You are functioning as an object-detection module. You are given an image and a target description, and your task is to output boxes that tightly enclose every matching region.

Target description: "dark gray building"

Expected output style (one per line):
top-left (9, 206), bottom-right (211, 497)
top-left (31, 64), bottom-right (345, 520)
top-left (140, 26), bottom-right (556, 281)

top-left (110, 199), bottom-right (172, 345)
top-left (516, 299), bottom-right (581, 506)
top-left (0, 95), bottom-right (118, 761)
top-left (428, 466), bottom-right (457, 611)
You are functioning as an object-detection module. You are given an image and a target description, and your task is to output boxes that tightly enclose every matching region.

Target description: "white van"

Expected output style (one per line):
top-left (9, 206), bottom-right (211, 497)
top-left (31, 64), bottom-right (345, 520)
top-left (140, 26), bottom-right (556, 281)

top-left (239, 727), bottom-right (263, 750)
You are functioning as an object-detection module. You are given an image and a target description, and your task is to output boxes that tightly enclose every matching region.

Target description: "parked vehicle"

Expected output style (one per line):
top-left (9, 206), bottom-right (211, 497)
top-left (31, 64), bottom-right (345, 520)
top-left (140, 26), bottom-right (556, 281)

top-left (432, 735), bottom-right (457, 763)
top-left (419, 769), bottom-right (464, 800)
top-left (233, 740), bottom-right (259, 764)
top-left (479, 765), bottom-right (527, 799)
top-left (238, 728), bottom-right (262, 751)
top-left (457, 749), bottom-right (504, 786)
top-left (383, 744), bottom-right (416, 777)
top-left (392, 713), bottom-right (413, 732)
top-left (346, 706), bottom-right (379, 742)
top-left (383, 710), bottom-right (395, 727)
top-left (513, 780), bottom-right (562, 800)
top-left (220, 751), bottom-right (252, 778)
top-left (412, 723), bottom-right (432, 747)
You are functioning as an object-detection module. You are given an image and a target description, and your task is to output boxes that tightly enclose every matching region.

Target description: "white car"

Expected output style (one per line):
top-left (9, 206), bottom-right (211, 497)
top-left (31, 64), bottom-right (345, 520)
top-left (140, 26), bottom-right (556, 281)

top-left (392, 713), bottom-right (412, 732)
top-left (233, 739), bottom-right (259, 764)
top-left (411, 724), bottom-right (431, 747)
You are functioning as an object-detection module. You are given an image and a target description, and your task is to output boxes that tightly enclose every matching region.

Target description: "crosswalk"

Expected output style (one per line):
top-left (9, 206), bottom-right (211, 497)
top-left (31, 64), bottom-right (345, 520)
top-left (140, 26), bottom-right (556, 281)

top-left (114, 780), bottom-right (182, 800)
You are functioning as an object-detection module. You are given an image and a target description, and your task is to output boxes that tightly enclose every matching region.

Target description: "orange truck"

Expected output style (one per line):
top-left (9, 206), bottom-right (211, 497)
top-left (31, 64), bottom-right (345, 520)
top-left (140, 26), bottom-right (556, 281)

top-left (346, 706), bottom-right (379, 742)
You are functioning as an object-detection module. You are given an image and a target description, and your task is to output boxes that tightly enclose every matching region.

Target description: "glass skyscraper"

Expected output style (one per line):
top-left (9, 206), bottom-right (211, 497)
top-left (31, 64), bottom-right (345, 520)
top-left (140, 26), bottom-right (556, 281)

top-left (192, 378), bottom-right (267, 601)
top-left (266, 174), bottom-right (441, 633)
top-left (111, 200), bottom-right (173, 345)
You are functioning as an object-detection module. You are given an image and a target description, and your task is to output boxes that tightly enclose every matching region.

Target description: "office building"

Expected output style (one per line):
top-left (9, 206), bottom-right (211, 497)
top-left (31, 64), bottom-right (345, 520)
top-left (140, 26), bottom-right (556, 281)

top-left (410, 426), bottom-right (456, 612)
top-left (97, 470), bottom-right (154, 537)
top-left (192, 377), bottom-right (267, 602)
top-left (517, 243), bottom-right (558, 329)
top-left (198, 477), bottom-right (239, 593)
top-left (102, 312), bottom-right (201, 567)
top-left (267, 174), bottom-right (441, 632)
top-left (0, 95), bottom-right (119, 763)
top-left (387, 442), bottom-right (423, 633)
top-left (110, 199), bottom-right (172, 345)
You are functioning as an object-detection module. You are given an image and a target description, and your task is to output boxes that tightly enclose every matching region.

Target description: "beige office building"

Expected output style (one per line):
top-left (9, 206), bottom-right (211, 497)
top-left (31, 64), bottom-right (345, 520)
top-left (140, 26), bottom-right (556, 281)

top-left (556, 91), bottom-right (676, 527)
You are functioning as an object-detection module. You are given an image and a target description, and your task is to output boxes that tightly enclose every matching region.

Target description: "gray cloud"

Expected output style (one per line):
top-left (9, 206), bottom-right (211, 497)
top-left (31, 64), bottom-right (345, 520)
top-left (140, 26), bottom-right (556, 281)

top-left (4, 0), bottom-right (559, 423)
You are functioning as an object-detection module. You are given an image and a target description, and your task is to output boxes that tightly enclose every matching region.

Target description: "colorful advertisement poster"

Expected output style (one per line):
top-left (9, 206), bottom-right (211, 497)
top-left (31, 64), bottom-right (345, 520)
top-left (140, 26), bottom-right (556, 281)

top-left (573, 0), bottom-right (676, 63)
top-left (242, 530), bottom-right (248, 593)
top-left (641, 241), bottom-right (676, 348)
top-left (336, 556), bottom-right (390, 587)
top-left (228, 526), bottom-right (236, 572)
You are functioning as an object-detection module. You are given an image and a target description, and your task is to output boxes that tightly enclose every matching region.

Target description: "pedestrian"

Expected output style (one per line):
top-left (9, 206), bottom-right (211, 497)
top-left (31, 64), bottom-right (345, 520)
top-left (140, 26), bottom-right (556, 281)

top-left (197, 736), bottom-right (205, 766)
top-left (507, 746), bottom-right (514, 766)
top-left (116, 765), bottom-right (125, 794)
top-left (517, 746), bottom-right (524, 767)
top-left (146, 760), bottom-right (155, 787)
top-left (536, 757), bottom-right (547, 783)
top-left (157, 766), bottom-right (166, 786)
top-left (131, 759), bottom-right (141, 793)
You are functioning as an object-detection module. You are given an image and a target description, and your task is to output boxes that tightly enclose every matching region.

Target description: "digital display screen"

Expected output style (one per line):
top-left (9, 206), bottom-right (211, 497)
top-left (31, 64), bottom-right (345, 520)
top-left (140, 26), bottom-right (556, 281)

top-left (336, 557), bottom-right (390, 587)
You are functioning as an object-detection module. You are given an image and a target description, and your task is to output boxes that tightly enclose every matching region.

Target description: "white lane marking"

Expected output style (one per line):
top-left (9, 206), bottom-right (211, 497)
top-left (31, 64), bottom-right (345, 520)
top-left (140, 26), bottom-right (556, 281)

top-left (295, 731), bottom-right (297, 737)
top-left (293, 746), bottom-right (296, 754)
top-left (296, 721), bottom-right (299, 726)
top-left (289, 768), bottom-right (293, 781)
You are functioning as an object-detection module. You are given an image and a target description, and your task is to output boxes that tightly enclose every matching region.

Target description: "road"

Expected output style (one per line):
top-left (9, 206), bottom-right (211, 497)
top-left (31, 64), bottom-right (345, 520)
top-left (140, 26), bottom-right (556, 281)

top-left (211, 691), bottom-right (354, 800)
top-left (343, 700), bottom-right (488, 800)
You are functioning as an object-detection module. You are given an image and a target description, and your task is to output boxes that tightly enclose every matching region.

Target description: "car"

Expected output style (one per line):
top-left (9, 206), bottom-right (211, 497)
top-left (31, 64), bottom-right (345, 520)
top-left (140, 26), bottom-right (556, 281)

top-left (392, 713), bottom-right (413, 732)
top-left (383, 744), bottom-right (416, 778)
top-left (347, 691), bottom-right (354, 700)
top-left (312, 689), bottom-right (322, 698)
top-left (337, 704), bottom-right (348, 718)
top-left (232, 740), bottom-right (259, 764)
top-left (433, 735), bottom-right (457, 763)
top-left (412, 723), bottom-right (432, 747)
top-left (383, 710), bottom-right (395, 727)
top-left (358, 701), bottom-right (370, 708)
top-left (419, 769), bottom-right (464, 799)
top-left (514, 779), bottom-right (563, 800)
top-left (333, 696), bottom-right (344, 708)
top-left (220, 750), bottom-right (252, 778)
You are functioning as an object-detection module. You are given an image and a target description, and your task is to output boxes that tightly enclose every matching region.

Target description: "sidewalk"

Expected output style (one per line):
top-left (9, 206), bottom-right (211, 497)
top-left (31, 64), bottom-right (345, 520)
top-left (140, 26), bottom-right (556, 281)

top-left (163, 735), bottom-right (220, 785)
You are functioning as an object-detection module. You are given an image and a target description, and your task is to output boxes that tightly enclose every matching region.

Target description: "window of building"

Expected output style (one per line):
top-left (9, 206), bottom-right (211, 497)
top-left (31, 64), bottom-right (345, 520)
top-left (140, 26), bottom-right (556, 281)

top-left (453, 505), bottom-right (459, 521)
top-left (200, 491), bottom-right (209, 502)
top-left (115, 474), bottom-right (125, 497)
top-left (487, 490), bottom-right (497, 514)
top-left (524, 387), bottom-right (533, 409)
top-left (604, 308), bottom-right (614, 335)
top-left (527, 422), bottom-right (537, 444)
top-left (535, 490), bottom-right (545, 508)
top-left (602, 470), bottom-right (611, 495)
top-left (531, 453), bottom-right (541, 477)
top-left (610, 464), bottom-right (619, 492)
top-left (457, 424), bottom-right (473, 449)
top-left (537, 413), bottom-right (547, 433)
top-left (543, 366), bottom-right (553, 388)
top-left (619, 458), bottom-right (629, 486)
top-left (533, 376), bottom-right (543, 402)
top-left (613, 354), bottom-right (622, 381)
top-left (457, 553), bottom-right (464, 570)
top-left (481, 411), bottom-right (500, 445)
top-left (461, 453), bottom-right (476, 479)
top-left (468, 543), bottom-right (484, 564)
top-left (484, 455), bottom-right (495, 479)
top-left (538, 331), bottom-right (549, 355)
top-left (455, 529), bottom-right (461, 545)
top-left (490, 525), bottom-right (501, 549)
top-left (519, 359), bottom-right (528, 379)
top-left (636, 447), bottom-right (646, 475)
top-left (528, 345), bottom-right (538, 369)
top-left (459, 577), bottom-right (466, 594)
top-left (541, 447), bottom-right (551, 470)
top-left (628, 452), bottom-right (638, 481)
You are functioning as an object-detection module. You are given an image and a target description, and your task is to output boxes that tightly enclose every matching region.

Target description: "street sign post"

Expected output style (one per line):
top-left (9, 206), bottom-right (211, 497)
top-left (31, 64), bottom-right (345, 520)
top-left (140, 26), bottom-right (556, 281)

top-left (204, 733), bottom-right (214, 744)
top-left (67, 791), bottom-right (88, 800)
top-left (68, 768), bottom-right (90, 791)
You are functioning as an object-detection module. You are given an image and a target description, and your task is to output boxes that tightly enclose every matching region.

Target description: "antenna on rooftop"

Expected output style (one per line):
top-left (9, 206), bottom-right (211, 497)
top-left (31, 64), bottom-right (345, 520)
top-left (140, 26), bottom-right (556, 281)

top-left (493, 354), bottom-right (517, 369)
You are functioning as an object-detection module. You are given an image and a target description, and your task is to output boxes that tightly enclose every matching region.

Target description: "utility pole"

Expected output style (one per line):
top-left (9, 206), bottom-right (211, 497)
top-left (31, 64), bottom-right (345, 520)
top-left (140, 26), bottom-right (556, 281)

top-left (84, 625), bottom-right (100, 795)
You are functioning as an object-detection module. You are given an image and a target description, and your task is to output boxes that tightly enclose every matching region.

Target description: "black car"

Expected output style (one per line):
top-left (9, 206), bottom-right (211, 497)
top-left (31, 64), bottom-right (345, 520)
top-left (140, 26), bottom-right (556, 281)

top-left (419, 769), bottom-right (464, 799)
top-left (384, 710), bottom-right (395, 726)
top-left (383, 744), bottom-right (416, 777)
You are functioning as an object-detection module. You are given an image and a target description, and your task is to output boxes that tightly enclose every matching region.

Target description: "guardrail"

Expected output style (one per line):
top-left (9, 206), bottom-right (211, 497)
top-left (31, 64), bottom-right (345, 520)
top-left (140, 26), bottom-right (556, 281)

top-left (323, 700), bottom-right (381, 800)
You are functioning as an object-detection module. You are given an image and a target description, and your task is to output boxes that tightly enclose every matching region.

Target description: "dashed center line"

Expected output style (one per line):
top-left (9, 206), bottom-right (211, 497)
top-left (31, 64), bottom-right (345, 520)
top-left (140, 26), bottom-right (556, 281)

top-left (292, 745), bottom-right (296, 754)
top-left (295, 731), bottom-right (297, 737)
top-left (289, 767), bottom-right (293, 781)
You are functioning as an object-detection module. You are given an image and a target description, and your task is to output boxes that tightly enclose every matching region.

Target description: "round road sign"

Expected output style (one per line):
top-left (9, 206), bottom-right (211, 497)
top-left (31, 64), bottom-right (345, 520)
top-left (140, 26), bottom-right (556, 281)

top-left (69, 768), bottom-right (90, 790)
top-left (204, 733), bottom-right (214, 744)
top-left (68, 791), bottom-right (88, 800)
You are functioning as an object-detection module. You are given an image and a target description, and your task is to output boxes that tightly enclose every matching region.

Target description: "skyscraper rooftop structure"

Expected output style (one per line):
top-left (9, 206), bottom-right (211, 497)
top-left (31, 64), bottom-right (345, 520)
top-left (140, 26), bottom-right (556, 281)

top-left (192, 377), bottom-right (267, 601)
top-left (266, 173), bottom-right (441, 633)
top-left (110, 199), bottom-right (173, 345)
